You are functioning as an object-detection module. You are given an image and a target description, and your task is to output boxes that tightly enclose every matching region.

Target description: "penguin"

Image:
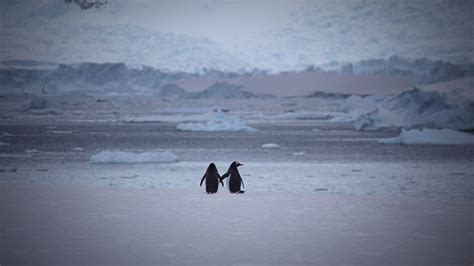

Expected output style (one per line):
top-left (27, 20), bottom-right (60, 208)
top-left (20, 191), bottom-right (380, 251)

top-left (200, 163), bottom-right (224, 194)
top-left (221, 161), bottom-right (245, 193)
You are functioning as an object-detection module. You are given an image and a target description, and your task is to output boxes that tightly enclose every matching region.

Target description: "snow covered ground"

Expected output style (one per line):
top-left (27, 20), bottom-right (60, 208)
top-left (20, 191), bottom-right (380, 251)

top-left (1, 184), bottom-right (472, 265)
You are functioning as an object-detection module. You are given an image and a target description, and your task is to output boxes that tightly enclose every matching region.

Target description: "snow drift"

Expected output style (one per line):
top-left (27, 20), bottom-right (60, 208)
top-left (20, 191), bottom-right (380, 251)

top-left (342, 88), bottom-right (474, 131)
top-left (379, 129), bottom-right (474, 145)
top-left (90, 151), bottom-right (177, 164)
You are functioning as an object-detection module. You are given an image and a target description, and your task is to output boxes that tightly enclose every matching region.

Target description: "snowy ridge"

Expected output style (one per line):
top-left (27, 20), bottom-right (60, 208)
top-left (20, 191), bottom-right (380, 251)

top-left (1, 1), bottom-right (473, 73)
top-left (0, 62), bottom-right (191, 95)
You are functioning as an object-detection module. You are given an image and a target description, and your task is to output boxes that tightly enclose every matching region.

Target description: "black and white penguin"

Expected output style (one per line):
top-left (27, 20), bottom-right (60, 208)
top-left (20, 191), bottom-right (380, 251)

top-left (200, 163), bottom-right (224, 194)
top-left (221, 161), bottom-right (245, 193)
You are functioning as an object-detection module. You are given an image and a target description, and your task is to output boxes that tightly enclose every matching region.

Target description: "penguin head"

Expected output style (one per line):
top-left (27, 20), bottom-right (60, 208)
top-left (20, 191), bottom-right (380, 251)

top-left (208, 163), bottom-right (217, 170)
top-left (231, 161), bottom-right (243, 168)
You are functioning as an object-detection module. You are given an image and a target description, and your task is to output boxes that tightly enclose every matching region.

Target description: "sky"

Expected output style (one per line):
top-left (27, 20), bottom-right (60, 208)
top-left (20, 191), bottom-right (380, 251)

top-left (1, 0), bottom-right (473, 72)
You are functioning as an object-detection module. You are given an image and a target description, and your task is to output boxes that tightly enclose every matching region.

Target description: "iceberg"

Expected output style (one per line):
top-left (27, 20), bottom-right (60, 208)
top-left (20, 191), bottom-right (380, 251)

top-left (352, 88), bottom-right (474, 131)
top-left (379, 128), bottom-right (474, 145)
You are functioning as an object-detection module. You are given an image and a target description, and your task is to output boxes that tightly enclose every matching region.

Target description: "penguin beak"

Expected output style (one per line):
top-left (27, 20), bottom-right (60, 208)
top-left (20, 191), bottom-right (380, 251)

top-left (238, 163), bottom-right (243, 166)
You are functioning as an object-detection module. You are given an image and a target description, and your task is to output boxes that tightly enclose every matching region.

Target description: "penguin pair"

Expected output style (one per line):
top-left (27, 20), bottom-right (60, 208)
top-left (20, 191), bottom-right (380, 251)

top-left (200, 161), bottom-right (245, 194)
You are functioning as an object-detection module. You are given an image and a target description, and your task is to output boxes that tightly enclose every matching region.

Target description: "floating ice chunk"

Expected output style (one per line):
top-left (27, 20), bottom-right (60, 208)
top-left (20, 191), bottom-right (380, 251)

top-left (2, 132), bottom-right (13, 136)
top-left (25, 149), bottom-right (39, 153)
top-left (72, 147), bottom-right (84, 151)
top-left (176, 111), bottom-right (255, 132)
top-left (262, 143), bottom-right (280, 148)
top-left (293, 151), bottom-right (305, 156)
top-left (0, 142), bottom-right (10, 146)
top-left (90, 151), bottom-right (178, 164)
top-left (379, 129), bottom-right (474, 145)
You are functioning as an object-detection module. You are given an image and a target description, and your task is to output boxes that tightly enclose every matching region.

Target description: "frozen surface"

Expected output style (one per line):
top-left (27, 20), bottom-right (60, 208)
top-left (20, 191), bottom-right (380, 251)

top-left (1, 1), bottom-right (473, 72)
top-left (90, 151), bottom-right (177, 164)
top-left (379, 129), bottom-right (474, 145)
top-left (1, 184), bottom-right (472, 265)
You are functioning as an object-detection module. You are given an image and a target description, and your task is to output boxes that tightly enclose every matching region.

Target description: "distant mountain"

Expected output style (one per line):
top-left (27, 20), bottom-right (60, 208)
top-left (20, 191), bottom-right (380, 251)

top-left (1, 0), bottom-right (472, 73)
top-left (1, 58), bottom-right (472, 97)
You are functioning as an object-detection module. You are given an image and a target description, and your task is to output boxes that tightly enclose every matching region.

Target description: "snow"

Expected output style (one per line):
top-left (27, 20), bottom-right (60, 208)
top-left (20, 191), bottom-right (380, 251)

top-left (1, 184), bottom-right (472, 265)
top-left (331, 94), bottom-right (385, 122)
top-left (1, 1), bottom-right (473, 72)
top-left (355, 88), bottom-right (474, 131)
top-left (379, 129), bottom-right (474, 145)
top-left (90, 151), bottom-right (177, 164)
top-left (188, 82), bottom-right (256, 99)
top-left (262, 143), bottom-right (280, 148)
top-left (176, 111), bottom-right (255, 132)
top-left (332, 88), bottom-right (474, 131)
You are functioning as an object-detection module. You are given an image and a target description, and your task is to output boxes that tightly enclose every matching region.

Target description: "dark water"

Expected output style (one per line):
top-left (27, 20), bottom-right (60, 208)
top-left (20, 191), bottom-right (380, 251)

top-left (1, 121), bottom-right (473, 164)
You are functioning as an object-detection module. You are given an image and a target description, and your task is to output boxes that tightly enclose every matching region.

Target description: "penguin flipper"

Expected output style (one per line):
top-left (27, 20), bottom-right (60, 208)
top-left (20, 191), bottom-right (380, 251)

top-left (241, 178), bottom-right (245, 189)
top-left (218, 174), bottom-right (224, 186)
top-left (221, 172), bottom-right (229, 180)
top-left (238, 190), bottom-right (245, 194)
top-left (200, 174), bottom-right (206, 187)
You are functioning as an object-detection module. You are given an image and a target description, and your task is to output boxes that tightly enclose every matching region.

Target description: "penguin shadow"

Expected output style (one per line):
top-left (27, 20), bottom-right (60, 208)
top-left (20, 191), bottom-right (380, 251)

top-left (200, 161), bottom-right (246, 194)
